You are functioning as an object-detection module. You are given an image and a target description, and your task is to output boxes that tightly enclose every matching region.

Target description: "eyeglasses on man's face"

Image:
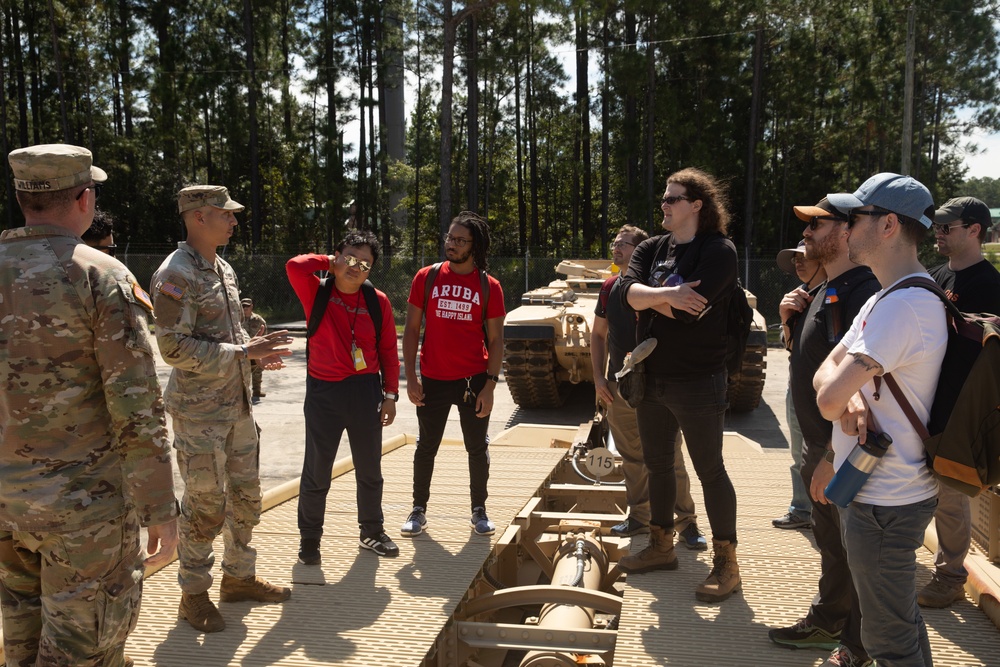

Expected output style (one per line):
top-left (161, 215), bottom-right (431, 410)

top-left (342, 255), bottom-right (372, 272)
top-left (610, 240), bottom-right (635, 250)
top-left (660, 195), bottom-right (689, 206)
top-left (95, 244), bottom-right (116, 257)
top-left (76, 183), bottom-right (103, 201)
top-left (443, 233), bottom-right (471, 248)
top-left (932, 222), bottom-right (969, 236)
top-left (807, 215), bottom-right (845, 231)
top-left (847, 207), bottom-right (891, 228)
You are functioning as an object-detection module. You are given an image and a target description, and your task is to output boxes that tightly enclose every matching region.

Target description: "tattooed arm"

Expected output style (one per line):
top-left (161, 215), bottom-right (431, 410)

top-left (814, 342), bottom-right (884, 434)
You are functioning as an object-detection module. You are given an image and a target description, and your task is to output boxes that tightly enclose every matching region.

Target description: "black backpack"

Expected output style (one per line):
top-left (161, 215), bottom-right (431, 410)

top-left (875, 277), bottom-right (1000, 497)
top-left (306, 278), bottom-right (383, 370)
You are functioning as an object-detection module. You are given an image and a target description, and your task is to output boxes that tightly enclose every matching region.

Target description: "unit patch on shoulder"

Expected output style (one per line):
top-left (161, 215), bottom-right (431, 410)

top-left (158, 281), bottom-right (185, 301)
top-left (133, 282), bottom-right (154, 311)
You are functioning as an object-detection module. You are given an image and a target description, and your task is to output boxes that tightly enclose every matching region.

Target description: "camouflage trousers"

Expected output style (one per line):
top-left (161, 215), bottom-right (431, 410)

top-left (173, 414), bottom-right (262, 594)
top-left (251, 362), bottom-right (263, 395)
top-left (0, 511), bottom-right (141, 667)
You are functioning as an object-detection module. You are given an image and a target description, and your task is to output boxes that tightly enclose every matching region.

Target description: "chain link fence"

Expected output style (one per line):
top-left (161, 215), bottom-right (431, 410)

top-left (122, 252), bottom-right (801, 330)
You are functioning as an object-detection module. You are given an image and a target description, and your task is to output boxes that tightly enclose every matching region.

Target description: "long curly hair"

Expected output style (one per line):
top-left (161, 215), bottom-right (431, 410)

top-left (667, 167), bottom-right (731, 236)
top-left (452, 211), bottom-right (491, 271)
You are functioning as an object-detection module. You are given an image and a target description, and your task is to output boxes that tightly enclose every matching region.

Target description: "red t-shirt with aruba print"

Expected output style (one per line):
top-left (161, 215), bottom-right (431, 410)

top-left (408, 262), bottom-right (506, 381)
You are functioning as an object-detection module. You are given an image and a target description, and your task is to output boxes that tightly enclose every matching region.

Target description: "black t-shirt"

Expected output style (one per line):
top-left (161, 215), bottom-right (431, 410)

top-left (789, 265), bottom-right (880, 447)
top-left (619, 232), bottom-right (737, 378)
top-left (594, 275), bottom-right (635, 380)
top-left (928, 259), bottom-right (1000, 315)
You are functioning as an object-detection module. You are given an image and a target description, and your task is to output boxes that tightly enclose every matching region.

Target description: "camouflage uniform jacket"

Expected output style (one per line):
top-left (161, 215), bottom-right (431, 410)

top-left (0, 225), bottom-right (177, 531)
top-left (244, 312), bottom-right (266, 339)
top-left (151, 242), bottom-right (252, 422)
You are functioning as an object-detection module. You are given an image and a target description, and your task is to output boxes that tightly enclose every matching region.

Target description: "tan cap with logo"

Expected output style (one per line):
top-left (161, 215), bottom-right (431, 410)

top-left (177, 185), bottom-right (245, 214)
top-left (9, 144), bottom-right (107, 192)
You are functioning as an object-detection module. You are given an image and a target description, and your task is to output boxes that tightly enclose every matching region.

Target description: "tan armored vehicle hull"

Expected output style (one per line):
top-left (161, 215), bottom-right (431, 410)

top-left (503, 260), bottom-right (767, 412)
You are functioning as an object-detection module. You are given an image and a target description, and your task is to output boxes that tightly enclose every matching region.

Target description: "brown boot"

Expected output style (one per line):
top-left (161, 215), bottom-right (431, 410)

top-left (695, 539), bottom-right (741, 602)
top-left (618, 525), bottom-right (678, 574)
top-left (178, 591), bottom-right (226, 632)
top-left (219, 574), bottom-right (291, 603)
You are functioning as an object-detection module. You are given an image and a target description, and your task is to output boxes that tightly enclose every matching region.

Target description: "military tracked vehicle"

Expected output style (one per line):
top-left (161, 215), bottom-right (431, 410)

top-left (503, 260), bottom-right (767, 412)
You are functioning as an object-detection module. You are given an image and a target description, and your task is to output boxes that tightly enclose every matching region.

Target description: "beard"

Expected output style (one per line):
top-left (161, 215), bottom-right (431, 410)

top-left (808, 229), bottom-right (842, 265)
top-left (447, 246), bottom-right (473, 264)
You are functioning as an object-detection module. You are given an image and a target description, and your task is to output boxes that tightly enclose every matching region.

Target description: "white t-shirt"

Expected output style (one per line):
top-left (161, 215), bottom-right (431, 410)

top-left (831, 273), bottom-right (946, 505)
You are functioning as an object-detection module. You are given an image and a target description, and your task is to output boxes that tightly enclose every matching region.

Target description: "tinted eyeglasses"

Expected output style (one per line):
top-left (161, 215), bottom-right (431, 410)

top-left (932, 222), bottom-right (969, 236)
top-left (342, 255), bottom-right (372, 272)
top-left (75, 183), bottom-right (103, 201)
top-left (95, 244), bottom-right (117, 257)
top-left (661, 195), bottom-right (689, 206)
top-left (443, 233), bottom-right (471, 248)
top-left (610, 240), bottom-right (635, 250)
top-left (847, 207), bottom-right (891, 228)
top-left (807, 215), bottom-right (846, 231)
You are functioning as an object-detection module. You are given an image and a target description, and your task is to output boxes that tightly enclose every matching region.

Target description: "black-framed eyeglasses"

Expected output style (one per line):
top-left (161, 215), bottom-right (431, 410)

top-left (443, 233), bottom-right (472, 248)
top-left (807, 215), bottom-right (846, 231)
top-left (95, 244), bottom-right (117, 257)
top-left (847, 207), bottom-right (891, 228)
top-left (75, 183), bottom-right (102, 201)
top-left (661, 195), bottom-right (689, 206)
top-left (342, 255), bottom-right (372, 272)
top-left (610, 240), bottom-right (635, 250)
top-left (932, 222), bottom-right (969, 236)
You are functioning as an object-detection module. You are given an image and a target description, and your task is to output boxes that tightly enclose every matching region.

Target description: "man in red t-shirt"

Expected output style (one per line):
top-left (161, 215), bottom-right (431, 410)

top-left (400, 211), bottom-right (506, 537)
top-left (286, 230), bottom-right (401, 562)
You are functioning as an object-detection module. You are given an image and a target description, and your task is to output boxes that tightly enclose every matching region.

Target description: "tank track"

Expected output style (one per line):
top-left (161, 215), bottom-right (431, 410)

top-left (728, 342), bottom-right (767, 413)
top-left (503, 339), bottom-right (565, 408)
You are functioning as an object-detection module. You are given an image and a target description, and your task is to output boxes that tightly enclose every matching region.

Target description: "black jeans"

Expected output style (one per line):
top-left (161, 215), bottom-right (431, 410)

top-left (298, 373), bottom-right (385, 538)
top-left (635, 371), bottom-right (737, 542)
top-left (413, 374), bottom-right (491, 510)
top-left (801, 440), bottom-right (868, 660)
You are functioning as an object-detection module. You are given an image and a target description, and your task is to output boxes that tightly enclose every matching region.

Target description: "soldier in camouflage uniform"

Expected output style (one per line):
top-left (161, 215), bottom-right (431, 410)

top-left (240, 297), bottom-right (268, 399)
top-left (151, 185), bottom-right (293, 633)
top-left (0, 144), bottom-right (178, 667)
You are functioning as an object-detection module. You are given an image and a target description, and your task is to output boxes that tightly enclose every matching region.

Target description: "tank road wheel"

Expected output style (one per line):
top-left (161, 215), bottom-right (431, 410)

top-left (503, 339), bottom-right (565, 409)
top-left (728, 342), bottom-right (767, 413)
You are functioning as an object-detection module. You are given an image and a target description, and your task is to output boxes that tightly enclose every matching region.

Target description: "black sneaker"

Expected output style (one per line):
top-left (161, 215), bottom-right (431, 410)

top-left (400, 507), bottom-right (427, 536)
top-left (471, 507), bottom-right (495, 535)
top-left (609, 517), bottom-right (649, 537)
top-left (360, 532), bottom-right (400, 557)
top-left (772, 512), bottom-right (812, 530)
top-left (768, 617), bottom-right (841, 650)
top-left (298, 538), bottom-right (321, 565)
top-left (678, 523), bottom-right (708, 550)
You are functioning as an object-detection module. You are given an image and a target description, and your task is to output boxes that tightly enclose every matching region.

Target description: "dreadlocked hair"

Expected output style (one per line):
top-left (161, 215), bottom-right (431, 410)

top-left (452, 211), bottom-right (491, 271)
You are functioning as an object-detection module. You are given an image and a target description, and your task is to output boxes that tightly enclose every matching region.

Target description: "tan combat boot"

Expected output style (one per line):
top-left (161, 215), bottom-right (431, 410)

top-left (618, 525), bottom-right (678, 574)
top-left (695, 539), bottom-right (741, 602)
top-left (178, 591), bottom-right (226, 632)
top-left (219, 574), bottom-right (291, 603)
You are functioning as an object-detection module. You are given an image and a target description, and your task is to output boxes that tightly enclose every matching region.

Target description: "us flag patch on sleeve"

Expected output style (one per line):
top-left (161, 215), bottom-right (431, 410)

top-left (158, 282), bottom-right (185, 301)
top-left (133, 282), bottom-right (154, 310)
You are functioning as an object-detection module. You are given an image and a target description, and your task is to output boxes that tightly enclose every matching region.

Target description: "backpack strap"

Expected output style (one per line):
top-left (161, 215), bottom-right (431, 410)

top-left (598, 276), bottom-right (617, 314)
top-left (872, 276), bottom-right (953, 441)
top-left (360, 279), bottom-right (385, 389)
top-left (306, 277), bottom-right (336, 360)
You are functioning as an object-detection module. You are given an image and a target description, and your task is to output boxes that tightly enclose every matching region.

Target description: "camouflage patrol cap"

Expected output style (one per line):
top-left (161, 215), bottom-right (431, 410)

top-left (177, 185), bottom-right (245, 214)
top-left (8, 143), bottom-right (107, 192)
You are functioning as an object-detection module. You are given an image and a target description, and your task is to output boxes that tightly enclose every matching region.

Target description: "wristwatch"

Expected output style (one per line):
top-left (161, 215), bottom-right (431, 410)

top-left (384, 392), bottom-right (399, 402)
top-left (486, 373), bottom-right (501, 384)
top-left (824, 449), bottom-right (836, 463)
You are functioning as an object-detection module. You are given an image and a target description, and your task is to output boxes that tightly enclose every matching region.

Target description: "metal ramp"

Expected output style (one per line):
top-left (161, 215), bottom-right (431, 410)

top-left (126, 439), bottom-right (566, 666)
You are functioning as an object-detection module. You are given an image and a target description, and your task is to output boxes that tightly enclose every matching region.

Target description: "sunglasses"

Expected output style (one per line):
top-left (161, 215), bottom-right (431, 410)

top-left (661, 195), bottom-right (689, 206)
top-left (95, 244), bottom-right (117, 257)
top-left (342, 255), bottom-right (372, 272)
top-left (807, 215), bottom-right (846, 231)
top-left (847, 207), bottom-right (891, 228)
top-left (610, 240), bottom-right (635, 250)
top-left (75, 183), bottom-right (103, 201)
top-left (932, 222), bottom-right (969, 235)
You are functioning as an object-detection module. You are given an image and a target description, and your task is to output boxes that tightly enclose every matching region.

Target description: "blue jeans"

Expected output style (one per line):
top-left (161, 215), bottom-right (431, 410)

top-left (635, 371), bottom-right (736, 542)
top-left (786, 385), bottom-right (812, 520)
top-left (840, 497), bottom-right (938, 667)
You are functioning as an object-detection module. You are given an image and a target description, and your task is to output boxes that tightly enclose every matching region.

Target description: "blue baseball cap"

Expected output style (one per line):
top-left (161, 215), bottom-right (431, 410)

top-left (828, 173), bottom-right (935, 228)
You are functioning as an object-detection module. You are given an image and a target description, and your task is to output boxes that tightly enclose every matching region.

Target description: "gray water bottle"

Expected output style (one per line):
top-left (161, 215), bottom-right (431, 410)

top-left (825, 431), bottom-right (893, 508)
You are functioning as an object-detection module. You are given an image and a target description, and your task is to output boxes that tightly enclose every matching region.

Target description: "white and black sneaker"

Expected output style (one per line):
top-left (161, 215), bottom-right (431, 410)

top-left (400, 507), bottom-right (427, 537)
top-left (471, 507), bottom-right (495, 536)
top-left (360, 531), bottom-right (400, 557)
